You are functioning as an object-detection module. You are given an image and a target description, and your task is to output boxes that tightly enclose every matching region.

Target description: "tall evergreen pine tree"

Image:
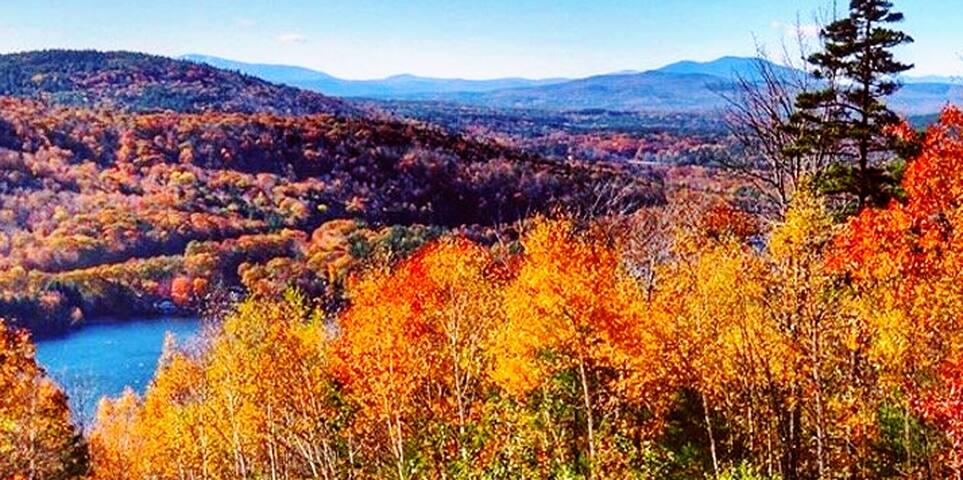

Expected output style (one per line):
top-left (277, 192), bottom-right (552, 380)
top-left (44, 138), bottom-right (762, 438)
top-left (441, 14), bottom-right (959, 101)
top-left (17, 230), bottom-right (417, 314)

top-left (787, 0), bottom-right (914, 210)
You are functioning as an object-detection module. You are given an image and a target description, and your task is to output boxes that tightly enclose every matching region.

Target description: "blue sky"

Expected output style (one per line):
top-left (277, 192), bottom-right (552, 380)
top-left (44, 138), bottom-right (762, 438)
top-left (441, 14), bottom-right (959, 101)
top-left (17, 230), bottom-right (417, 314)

top-left (1, 0), bottom-right (959, 79)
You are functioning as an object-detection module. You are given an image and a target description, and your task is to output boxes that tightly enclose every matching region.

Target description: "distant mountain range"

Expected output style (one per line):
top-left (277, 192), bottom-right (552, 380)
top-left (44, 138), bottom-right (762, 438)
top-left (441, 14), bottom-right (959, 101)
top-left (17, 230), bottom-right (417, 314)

top-left (183, 54), bottom-right (962, 115)
top-left (654, 56), bottom-right (800, 82)
top-left (411, 58), bottom-right (962, 115)
top-left (902, 75), bottom-right (962, 84)
top-left (180, 54), bottom-right (568, 98)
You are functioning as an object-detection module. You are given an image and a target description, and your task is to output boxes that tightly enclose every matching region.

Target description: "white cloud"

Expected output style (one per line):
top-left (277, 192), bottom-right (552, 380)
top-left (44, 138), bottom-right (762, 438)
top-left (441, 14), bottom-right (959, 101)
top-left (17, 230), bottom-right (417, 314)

top-left (771, 21), bottom-right (820, 39)
top-left (276, 33), bottom-right (307, 45)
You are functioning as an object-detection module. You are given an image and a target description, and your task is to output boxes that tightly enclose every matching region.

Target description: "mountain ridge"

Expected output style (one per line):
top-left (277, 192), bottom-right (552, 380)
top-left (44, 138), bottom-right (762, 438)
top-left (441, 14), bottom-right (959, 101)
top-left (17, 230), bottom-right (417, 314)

top-left (182, 53), bottom-right (961, 114)
top-left (180, 54), bottom-right (569, 98)
top-left (653, 56), bottom-right (800, 81)
top-left (5, 50), bottom-right (955, 116)
top-left (0, 50), bottom-right (353, 115)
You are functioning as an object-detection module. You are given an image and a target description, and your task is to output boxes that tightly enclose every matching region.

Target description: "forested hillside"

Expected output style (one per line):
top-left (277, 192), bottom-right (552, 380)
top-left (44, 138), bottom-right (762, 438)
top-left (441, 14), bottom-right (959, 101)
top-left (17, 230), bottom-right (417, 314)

top-left (0, 50), bottom-right (354, 115)
top-left (0, 96), bottom-right (660, 334)
top-left (31, 107), bottom-right (963, 479)
top-left (5, 0), bottom-right (963, 478)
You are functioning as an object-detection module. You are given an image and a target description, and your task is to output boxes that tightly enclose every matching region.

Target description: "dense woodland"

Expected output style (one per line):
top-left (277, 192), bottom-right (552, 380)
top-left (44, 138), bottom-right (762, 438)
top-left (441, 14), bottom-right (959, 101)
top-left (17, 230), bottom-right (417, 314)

top-left (6, 1), bottom-right (963, 478)
top-left (372, 101), bottom-right (735, 165)
top-left (6, 107), bottom-right (963, 478)
top-left (0, 50), bottom-right (353, 116)
top-left (0, 95), bottom-right (659, 334)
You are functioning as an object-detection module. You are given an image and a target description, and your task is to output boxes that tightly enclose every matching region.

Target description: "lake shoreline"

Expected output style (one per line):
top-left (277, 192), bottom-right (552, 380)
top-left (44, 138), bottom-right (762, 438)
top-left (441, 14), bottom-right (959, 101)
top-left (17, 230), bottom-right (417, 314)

top-left (34, 316), bottom-right (204, 420)
top-left (30, 309), bottom-right (199, 340)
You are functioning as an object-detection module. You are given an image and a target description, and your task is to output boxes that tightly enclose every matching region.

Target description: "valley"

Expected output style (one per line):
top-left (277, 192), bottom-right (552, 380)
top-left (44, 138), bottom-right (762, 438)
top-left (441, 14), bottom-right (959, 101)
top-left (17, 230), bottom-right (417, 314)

top-left (0, 51), bottom-right (663, 337)
top-left (4, 1), bottom-right (963, 477)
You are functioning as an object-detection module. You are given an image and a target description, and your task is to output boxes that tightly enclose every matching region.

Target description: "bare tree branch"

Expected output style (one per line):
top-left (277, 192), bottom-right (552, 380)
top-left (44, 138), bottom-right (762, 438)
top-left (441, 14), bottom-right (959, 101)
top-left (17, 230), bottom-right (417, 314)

top-left (718, 14), bottom-right (841, 216)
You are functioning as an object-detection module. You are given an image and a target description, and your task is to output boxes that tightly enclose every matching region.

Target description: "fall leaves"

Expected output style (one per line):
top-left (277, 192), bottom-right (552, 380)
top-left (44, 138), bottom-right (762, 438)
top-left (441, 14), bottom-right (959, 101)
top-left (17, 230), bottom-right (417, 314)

top-left (78, 214), bottom-right (760, 478)
top-left (332, 239), bottom-right (502, 478)
top-left (0, 319), bottom-right (87, 479)
top-left (81, 222), bottom-right (653, 478)
top-left (0, 94), bottom-right (655, 335)
top-left (12, 107), bottom-right (963, 477)
top-left (834, 107), bottom-right (963, 473)
top-left (88, 291), bottom-right (342, 480)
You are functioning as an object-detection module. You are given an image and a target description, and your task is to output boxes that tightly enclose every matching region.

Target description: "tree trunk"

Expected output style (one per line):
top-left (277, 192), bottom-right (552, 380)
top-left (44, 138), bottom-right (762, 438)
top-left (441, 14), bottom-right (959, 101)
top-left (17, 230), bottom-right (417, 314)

top-left (702, 391), bottom-right (720, 476)
top-left (577, 355), bottom-right (595, 478)
top-left (857, 10), bottom-right (873, 208)
top-left (448, 320), bottom-right (468, 463)
top-left (391, 415), bottom-right (406, 480)
top-left (811, 320), bottom-right (826, 478)
top-left (784, 399), bottom-right (802, 480)
top-left (904, 398), bottom-right (912, 471)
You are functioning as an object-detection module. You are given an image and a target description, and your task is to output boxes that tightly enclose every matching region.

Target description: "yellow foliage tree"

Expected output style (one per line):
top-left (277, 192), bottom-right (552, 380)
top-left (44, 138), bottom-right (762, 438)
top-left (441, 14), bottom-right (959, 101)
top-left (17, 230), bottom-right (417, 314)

top-left (90, 292), bottom-right (345, 479)
top-left (490, 218), bottom-right (660, 477)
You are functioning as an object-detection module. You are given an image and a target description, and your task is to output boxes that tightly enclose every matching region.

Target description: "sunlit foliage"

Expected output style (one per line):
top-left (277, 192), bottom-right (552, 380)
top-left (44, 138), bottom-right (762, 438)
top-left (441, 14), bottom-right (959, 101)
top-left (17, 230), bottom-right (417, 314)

top-left (0, 319), bottom-right (87, 479)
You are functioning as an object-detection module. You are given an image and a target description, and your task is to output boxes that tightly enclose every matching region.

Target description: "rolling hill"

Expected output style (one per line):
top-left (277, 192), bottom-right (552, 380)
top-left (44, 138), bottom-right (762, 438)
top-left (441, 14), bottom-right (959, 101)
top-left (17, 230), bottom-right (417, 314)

top-left (0, 50), bottom-right (354, 115)
top-left (653, 56), bottom-right (800, 82)
top-left (414, 58), bottom-right (961, 114)
top-left (0, 50), bottom-right (663, 333)
top-left (181, 54), bottom-right (568, 98)
top-left (182, 54), bottom-right (962, 115)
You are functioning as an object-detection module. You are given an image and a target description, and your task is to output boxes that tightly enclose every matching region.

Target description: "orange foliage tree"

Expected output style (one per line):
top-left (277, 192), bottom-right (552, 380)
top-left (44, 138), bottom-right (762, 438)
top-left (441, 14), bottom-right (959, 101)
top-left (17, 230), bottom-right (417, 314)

top-left (333, 238), bottom-right (504, 479)
top-left (832, 108), bottom-right (963, 476)
top-left (490, 218), bottom-right (662, 477)
top-left (0, 319), bottom-right (87, 479)
top-left (169, 276), bottom-right (193, 307)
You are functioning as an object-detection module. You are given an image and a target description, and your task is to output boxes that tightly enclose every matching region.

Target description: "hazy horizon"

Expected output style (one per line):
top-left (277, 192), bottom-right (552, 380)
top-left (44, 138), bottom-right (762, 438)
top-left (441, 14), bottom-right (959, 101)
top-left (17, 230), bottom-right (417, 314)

top-left (1, 0), bottom-right (960, 80)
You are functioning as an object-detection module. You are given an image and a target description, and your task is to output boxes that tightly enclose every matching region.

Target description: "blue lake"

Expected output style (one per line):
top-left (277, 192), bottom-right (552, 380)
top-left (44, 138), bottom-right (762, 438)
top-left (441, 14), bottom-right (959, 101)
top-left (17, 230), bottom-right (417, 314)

top-left (34, 317), bottom-right (202, 424)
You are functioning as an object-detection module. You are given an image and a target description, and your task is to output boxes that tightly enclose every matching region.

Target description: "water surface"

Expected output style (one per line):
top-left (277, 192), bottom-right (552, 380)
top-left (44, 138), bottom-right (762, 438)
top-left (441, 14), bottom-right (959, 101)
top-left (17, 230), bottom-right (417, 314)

top-left (35, 317), bottom-right (201, 424)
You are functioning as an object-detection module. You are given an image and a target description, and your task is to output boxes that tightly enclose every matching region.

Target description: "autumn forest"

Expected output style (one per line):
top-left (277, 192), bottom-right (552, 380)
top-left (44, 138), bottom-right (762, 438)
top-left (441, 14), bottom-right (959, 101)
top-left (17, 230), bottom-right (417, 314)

top-left (4, 1), bottom-right (963, 479)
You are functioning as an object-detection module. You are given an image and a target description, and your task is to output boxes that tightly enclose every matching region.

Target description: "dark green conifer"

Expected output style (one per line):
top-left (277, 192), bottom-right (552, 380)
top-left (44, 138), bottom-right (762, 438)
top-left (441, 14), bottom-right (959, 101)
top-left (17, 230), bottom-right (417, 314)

top-left (786, 0), bottom-right (915, 211)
